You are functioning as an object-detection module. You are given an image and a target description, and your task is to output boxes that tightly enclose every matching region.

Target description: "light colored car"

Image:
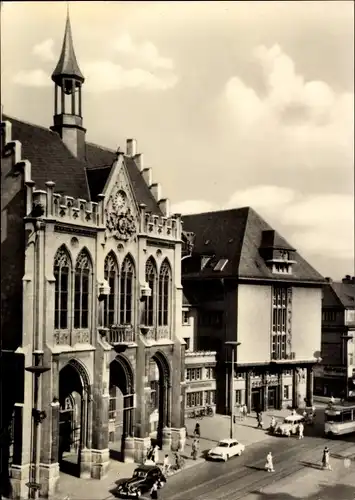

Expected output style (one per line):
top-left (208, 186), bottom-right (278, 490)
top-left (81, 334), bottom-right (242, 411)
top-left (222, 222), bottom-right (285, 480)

top-left (207, 438), bottom-right (245, 461)
top-left (274, 414), bottom-right (305, 437)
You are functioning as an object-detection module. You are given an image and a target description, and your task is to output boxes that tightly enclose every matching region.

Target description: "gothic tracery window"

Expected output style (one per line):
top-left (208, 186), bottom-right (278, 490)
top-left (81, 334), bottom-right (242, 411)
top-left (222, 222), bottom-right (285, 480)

top-left (54, 246), bottom-right (71, 329)
top-left (120, 255), bottom-right (135, 324)
top-left (104, 253), bottom-right (118, 327)
top-left (145, 258), bottom-right (157, 326)
top-left (158, 260), bottom-right (171, 326)
top-left (74, 249), bottom-right (92, 329)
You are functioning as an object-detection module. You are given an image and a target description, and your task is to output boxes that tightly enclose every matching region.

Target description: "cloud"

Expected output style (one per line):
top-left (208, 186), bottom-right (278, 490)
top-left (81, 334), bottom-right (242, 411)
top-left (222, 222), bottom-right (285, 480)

top-left (82, 61), bottom-right (178, 92)
top-left (114, 33), bottom-right (174, 70)
top-left (223, 44), bottom-right (354, 170)
top-left (32, 38), bottom-right (55, 62)
top-left (172, 185), bottom-right (354, 261)
top-left (12, 69), bottom-right (50, 87)
top-left (171, 199), bottom-right (216, 215)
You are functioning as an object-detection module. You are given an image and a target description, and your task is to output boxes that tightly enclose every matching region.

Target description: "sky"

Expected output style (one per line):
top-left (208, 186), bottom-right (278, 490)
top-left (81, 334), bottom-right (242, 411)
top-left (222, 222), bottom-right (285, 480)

top-left (1, 1), bottom-right (354, 279)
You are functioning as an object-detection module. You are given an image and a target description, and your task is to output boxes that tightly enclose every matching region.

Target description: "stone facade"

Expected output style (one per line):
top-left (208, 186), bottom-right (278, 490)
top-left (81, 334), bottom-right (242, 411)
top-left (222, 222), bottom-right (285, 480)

top-left (1, 14), bottom-right (186, 500)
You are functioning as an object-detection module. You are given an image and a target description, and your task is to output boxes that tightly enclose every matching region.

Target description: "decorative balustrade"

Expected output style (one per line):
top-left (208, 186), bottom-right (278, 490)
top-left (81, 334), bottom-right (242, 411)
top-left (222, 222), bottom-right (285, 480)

top-left (27, 182), bottom-right (104, 227)
top-left (54, 330), bottom-right (70, 345)
top-left (156, 325), bottom-right (170, 340)
top-left (108, 325), bottom-right (135, 344)
top-left (138, 205), bottom-right (182, 240)
top-left (139, 325), bottom-right (156, 341)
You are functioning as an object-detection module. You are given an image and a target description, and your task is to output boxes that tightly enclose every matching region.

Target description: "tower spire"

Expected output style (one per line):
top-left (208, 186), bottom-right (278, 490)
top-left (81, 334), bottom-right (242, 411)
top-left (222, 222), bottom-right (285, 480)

top-left (50, 7), bottom-right (86, 160)
top-left (51, 6), bottom-right (84, 86)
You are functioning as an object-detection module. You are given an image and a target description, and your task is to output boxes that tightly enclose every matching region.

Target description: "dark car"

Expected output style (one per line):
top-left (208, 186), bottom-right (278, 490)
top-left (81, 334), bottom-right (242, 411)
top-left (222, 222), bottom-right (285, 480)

top-left (117, 465), bottom-right (166, 498)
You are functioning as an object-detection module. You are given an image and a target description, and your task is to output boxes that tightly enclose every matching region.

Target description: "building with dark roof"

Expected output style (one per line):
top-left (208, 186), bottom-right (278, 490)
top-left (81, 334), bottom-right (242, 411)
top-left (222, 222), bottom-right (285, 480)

top-left (1, 12), bottom-right (186, 499)
top-left (314, 276), bottom-right (355, 400)
top-left (181, 207), bottom-right (325, 415)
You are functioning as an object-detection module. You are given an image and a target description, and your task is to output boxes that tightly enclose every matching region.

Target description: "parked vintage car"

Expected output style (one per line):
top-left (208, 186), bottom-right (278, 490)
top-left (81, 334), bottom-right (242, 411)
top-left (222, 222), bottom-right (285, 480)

top-left (116, 465), bottom-right (166, 498)
top-left (274, 414), bottom-right (305, 437)
top-left (207, 438), bottom-right (245, 461)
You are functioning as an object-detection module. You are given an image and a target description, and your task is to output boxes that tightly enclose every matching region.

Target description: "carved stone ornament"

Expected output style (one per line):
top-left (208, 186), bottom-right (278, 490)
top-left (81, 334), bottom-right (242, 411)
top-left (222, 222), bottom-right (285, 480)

top-left (106, 207), bottom-right (137, 241)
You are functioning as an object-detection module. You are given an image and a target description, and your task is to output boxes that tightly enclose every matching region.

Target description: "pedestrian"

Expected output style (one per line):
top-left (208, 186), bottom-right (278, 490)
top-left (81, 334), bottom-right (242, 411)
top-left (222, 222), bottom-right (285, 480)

top-left (194, 422), bottom-right (200, 438)
top-left (257, 412), bottom-right (263, 429)
top-left (330, 395), bottom-right (335, 405)
top-left (150, 480), bottom-right (159, 499)
top-left (298, 422), bottom-right (304, 439)
top-left (269, 416), bottom-right (276, 433)
top-left (265, 452), bottom-right (274, 472)
top-left (163, 454), bottom-right (170, 474)
top-left (153, 445), bottom-right (160, 464)
top-left (242, 404), bottom-right (248, 420)
top-left (191, 438), bottom-right (199, 460)
top-left (322, 447), bottom-right (332, 470)
top-left (291, 409), bottom-right (296, 416)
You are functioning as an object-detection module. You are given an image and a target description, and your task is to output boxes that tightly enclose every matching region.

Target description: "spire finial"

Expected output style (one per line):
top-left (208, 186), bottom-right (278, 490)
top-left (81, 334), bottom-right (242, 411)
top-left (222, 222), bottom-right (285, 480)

top-left (51, 4), bottom-right (84, 85)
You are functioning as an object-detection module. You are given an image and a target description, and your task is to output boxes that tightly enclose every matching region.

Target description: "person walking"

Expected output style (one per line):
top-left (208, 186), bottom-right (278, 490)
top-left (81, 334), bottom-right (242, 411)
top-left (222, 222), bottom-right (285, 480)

top-left (257, 412), bottom-right (263, 429)
top-left (163, 454), bottom-right (170, 474)
top-left (191, 438), bottom-right (199, 460)
top-left (150, 480), bottom-right (159, 499)
top-left (194, 422), bottom-right (200, 438)
top-left (265, 452), bottom-right (274, 472)
top-left (298, 422), bottom-right (304, 439)
top-left (322, 447), bottom-right (332, 470)
top-left (269, 416), bottom-right (276, 433)
top-left (153, 445), bottom-right (160, 465)
top-left (242, 404), bottom-right (248, 420)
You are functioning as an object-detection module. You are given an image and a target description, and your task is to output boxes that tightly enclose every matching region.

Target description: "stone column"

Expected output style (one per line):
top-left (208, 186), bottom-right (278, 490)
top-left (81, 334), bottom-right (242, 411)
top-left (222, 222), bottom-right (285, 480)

top-left (38, 354), bottom-right (60, 498)
top-left (246, 371), bottom-right (251, 413)
top-left (306, 367), bottom-right (314, 407)
top-left (262, 373), bottom-right (268, 411)
top-left (91, 345), bottom-right (110, 479)
top-left (278, 371), bottom-right (283, 410)
top-left (292, 368), bottom-right (298, 408)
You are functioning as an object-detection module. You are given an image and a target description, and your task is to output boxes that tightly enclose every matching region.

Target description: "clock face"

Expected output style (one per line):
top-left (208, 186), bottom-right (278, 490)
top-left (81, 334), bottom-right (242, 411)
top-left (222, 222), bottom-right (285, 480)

top-left (113, 190), bottom-right (127, 211)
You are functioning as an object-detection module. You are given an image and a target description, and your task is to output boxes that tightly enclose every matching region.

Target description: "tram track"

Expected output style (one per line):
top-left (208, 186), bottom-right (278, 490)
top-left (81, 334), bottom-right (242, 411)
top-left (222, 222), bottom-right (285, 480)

top-left (167, 438), bottom-right (354, 500)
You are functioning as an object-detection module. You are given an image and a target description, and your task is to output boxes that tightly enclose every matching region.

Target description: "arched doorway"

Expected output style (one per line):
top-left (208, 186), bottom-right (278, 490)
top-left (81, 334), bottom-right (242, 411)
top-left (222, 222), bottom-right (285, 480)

top-left (58, 360), bottom-right (90, 477)
top-left (148, 351), bottom-right (171, 448)
top-left (109, 355), bottom-right (134, 462)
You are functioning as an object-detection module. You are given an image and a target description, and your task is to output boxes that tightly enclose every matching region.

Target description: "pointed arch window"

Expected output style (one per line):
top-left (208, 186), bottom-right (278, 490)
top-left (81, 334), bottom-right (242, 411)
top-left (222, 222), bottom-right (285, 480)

top-left (74, 250), bottom-right (92, 329)
top-left (104, 253), bottom-right (118, 327)
top-left (54, 247), bottom-right (71, 329)
top-left (120, 256), bottom-right (135, 324)
top-left (145, 258), bottom-right (157, 326)
top-left (158, 260), bottom-right (171, 326)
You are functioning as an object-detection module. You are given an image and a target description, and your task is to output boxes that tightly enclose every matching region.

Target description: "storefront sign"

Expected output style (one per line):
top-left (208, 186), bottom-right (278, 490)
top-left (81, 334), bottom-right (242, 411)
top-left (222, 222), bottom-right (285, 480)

top-left (323, 366), bottom-right (346, 377)
top-left (186, 381), bottom-right (213, 390)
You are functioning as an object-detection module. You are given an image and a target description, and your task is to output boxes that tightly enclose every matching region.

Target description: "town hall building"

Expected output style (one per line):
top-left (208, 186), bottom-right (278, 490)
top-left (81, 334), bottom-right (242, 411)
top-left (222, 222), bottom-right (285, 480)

top-left (1, 13), bottom-right (188, 499)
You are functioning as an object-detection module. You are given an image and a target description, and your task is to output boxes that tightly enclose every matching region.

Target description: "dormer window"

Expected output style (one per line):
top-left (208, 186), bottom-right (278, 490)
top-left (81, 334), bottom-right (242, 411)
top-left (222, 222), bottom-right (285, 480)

top-left (260, 230), bottom-right (296, 276)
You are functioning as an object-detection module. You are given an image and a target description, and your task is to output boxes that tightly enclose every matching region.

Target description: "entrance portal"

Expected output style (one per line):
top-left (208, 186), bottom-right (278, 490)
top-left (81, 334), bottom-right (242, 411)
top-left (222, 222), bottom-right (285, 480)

top-left (109, 356), bottom-right (134, 462)
top-left (267, 386), bottom-right (277, 409)
top-left (251, 388), bottom-right (263, 412)
top-left (58, 360), bottom-right (89, 477)
top-left (148, 352), bottom-right (170, 448)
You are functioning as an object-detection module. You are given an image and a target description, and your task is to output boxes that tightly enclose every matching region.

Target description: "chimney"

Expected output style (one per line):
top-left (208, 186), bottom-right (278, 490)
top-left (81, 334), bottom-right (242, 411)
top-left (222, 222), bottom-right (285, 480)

top-left (141, 168), bottom-right (152, 186)
top-left (158, 198), bottom-right (170, 216)
top-left (126, 139), bottom-right (137, 157)
top-left (325, 277), bottom-right (332, 283)
top-left (150, 183), bottom-right (161, 201)
top-left (134, 153), bottom-right (144, 171)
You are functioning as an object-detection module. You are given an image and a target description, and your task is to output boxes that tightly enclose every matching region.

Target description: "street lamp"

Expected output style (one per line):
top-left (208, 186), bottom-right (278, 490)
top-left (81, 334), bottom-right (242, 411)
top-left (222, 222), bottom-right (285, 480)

top-left (225, 341), bottom-right (241, 439)
top-left (25, 352), bottom-right (50, 499)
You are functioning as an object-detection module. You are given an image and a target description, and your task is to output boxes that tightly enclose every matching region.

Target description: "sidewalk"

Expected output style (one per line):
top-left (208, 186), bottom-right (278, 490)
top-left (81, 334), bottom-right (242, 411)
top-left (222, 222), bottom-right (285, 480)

top-left (185, 408), bottom-right (293, 448)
